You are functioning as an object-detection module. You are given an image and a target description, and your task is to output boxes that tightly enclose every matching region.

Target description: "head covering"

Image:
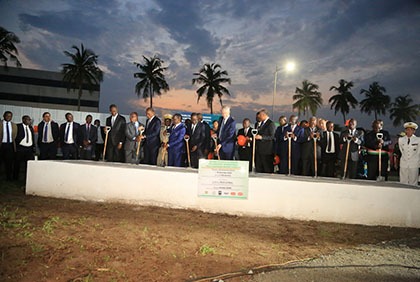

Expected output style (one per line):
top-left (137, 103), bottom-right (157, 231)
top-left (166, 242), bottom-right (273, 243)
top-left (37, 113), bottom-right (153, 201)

top-left (163, 114), bottom-right (173, 120)
top-left (403, 122), bottom-right (418, 130)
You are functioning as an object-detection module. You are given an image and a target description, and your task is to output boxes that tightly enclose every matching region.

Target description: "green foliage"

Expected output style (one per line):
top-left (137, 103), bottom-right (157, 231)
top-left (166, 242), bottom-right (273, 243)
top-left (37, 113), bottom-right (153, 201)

top-left (293, 79), bottom-right (323, 117)
top-left (389, 95), bottom-right (419, 127)
top-left (198, 244), bottom-right (216, 256)
top-left (134, 55), bottom-right (170, 108)
top-left (42, 216), bottom-right (60, 234)
top-left (359, 81), bottom-right (390, 120)
top-left (0, 26), bottom-right (21, 67)
top-left (329, 79), bottom-right (358, 123)
top-left (192, 63), bottom-right (231, 114)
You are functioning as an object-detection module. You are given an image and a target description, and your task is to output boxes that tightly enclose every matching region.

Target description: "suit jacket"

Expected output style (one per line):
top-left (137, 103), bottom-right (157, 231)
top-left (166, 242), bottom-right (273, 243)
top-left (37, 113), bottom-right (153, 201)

top-left (106, 114), bottom-right (126, 146)
top-left (364, 129), bottom-right (391, 151)
top-left (15, 123), bottom-right (35, 151)
top-left (145, 116), bottom-right (161, 148)
top-left (124, 122), bottom-right (143, 151)
top-left (168, 123), bottom-right (186, 153)
top-left (301, 127), bottom-right (321, 159)
top-left (274, 125), bottom-right (288, 156)
top-left (320, 131), bottom-right (340, 158)
top-left (78, 124), bottom-right (98, 147)
top-left (255, 119), bottom-right (276, 155)
top-left (187, 122), bottom-right (206, 150)
top-left (37, 121), bottom-right (59, 146)
top-left (237, 127), bottom-right (253, 150)
top-left (339, 128), bottom-right (364, 161)
top-left (201, 120), bottom-right (211, 151)
top-left (0, 120), bottom-right (18, 149)
top-left (217, 116), bottom-right (236, 154)
top-left (59, 122), bottom-right (80, 146)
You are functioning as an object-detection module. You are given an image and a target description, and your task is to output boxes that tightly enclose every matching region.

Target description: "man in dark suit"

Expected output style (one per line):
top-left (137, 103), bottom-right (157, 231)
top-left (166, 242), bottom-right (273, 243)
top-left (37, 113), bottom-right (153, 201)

top-left (78, 115), bottom-right (97, 160)
top-left (197, 113), bottom-right (211, 156)
top-left (275, 115), bottom-right (288, 174)
top-left (185, 113), bottom-right (206, 168)
top-left (59, 112), bottom-right (80, 160)
top-left (143, 107), bottom-right (161, 165)
top-left (215, 106), bottom-right (236, 160)
top-left (339, 118), bottom-right (364, 179)
top-left (283, 115), bottom-right (304, 175)
top-left (94, 119), bottom-right (105, 161)
top-left (364, 119), bottom-right (392, 180)
top-left (254, 109), bottom-right (276, 173)
top-left (105, 104), bottom-right (126, 162)
top-left (13, 115), bottom-right (35, 180)
top-left (237, 118), bottom-right (253, 171)
top-left (301, 117), bottom-right (321, 176)
top-left (167, 113), bottom-right (186, 167)
top-left (320, 121), bottom-right (340, 177)
top-left (37, 112), bottom-right (59, 160)
top-left (0, 111), bottom-right (18, 180)
top-left (124, 112), bottom-right (144, 164)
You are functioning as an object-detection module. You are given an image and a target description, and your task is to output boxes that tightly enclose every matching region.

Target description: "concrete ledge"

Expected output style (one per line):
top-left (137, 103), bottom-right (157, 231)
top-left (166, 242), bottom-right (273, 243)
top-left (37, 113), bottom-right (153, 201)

top-left (26, 160), bottom-right (420, 228)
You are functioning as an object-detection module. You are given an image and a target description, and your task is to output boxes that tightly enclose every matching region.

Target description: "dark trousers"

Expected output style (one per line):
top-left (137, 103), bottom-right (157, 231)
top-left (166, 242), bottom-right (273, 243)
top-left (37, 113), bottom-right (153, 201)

top-left (168, 148), bottom-right (183, 167)
top-left (238, 147), bottom-right (252, 171)
top-left (143, 143), bottom-right (159, 165)
top-left (94, 143), bottom-right (104, 161)
top-left (255, 153), bottom-right (274, 173)
top-left (106, 143), bottom-right (124, 163)
top-left (341, 159), bottom-right (358, 179)
top-left (0, 143), bottom-right (15, 180)
top-left (367, 155), bottom-right (388, 180)
top-left (79, 146), bottom-right (94, 160)
top-left (62, 143), bottom-right (78, 160)
top-left (302, 156), bottom-right (315, 176)
top-left (39, 142), bottom-right (57, 160)
top-left (14, 145), bottom-right (34, 180)
top-left (190, 148), bottom-right (204, 169)
top-left (321, 153), bottom-right (337, 177)
top-left (219, 148), bottom-right (234, 160)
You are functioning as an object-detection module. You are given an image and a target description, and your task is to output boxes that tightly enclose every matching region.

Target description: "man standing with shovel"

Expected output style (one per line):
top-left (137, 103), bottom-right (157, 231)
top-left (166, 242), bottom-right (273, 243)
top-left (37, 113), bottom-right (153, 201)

top-left (124, 112), bottom-right (144, 164)
top-left (105, 104), bottom-right (126, 162)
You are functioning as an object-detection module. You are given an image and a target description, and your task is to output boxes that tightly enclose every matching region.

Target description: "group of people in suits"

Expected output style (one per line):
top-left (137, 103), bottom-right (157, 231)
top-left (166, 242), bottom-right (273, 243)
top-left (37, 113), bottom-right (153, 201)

top-left (1, 105), bottom-right (418, 187)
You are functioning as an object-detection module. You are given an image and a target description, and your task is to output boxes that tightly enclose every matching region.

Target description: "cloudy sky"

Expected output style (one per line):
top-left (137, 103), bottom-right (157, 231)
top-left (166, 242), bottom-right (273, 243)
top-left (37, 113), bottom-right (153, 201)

top-left (0, 0), bottom-right (419, 132)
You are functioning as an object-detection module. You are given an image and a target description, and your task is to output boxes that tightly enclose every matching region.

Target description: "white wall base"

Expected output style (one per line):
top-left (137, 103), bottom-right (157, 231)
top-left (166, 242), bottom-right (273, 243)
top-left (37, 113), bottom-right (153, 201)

top-left (26, 161), bottom-right (420, 228)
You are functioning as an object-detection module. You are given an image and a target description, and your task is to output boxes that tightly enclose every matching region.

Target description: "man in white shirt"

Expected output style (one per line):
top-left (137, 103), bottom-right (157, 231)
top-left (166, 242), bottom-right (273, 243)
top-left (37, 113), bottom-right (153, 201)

top-left (37, 112), bottom-right (59, 160)
top-left (59, 113), bottom-right (80, 160)
top-left (398, 122), bottom-right (419, 186)
top-left (94, 119), bottom-right (105, 161)
top-left (13, 115), bottom-right (35, 181)
top-left (0, 111), bottom-right (18, 180)
top-left (320, 121), bottom-right (339, 177)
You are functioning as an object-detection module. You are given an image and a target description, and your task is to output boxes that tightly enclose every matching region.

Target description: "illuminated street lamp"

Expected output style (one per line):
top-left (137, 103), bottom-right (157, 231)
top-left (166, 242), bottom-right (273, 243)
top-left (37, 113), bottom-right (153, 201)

top-left (272, 61), bottom-right (296, 117)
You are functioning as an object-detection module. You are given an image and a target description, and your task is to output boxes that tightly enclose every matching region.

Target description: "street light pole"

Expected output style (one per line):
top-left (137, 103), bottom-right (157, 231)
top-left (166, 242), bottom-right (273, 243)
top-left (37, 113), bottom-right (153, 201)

top-left (272, 65), bottom-right (280, 118)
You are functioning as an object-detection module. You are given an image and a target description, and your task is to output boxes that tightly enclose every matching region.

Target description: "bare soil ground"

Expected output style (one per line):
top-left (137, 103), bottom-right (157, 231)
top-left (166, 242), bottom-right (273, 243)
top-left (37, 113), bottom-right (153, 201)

top-left (1, 180), bottom-right (419, 282)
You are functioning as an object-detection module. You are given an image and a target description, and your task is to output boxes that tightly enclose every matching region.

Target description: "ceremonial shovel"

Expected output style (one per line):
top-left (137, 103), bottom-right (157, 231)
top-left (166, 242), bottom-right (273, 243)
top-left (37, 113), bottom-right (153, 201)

top-left (251, 129), bottom-right (259, 173)
top-left (102, 126), bottom-right (111, 162)
top-left (313, 133), bottom-right (318, 178)
top-left (184, 136), bottom-right (191, 168)
top-left (161, 132), bottom-right (170, 167)
top-left (135, 129), bottom-right (144, 164)
top-left (342, 135), bottom-right (352, 180)
top-left (287, 132), bottom-right (293, 176)
top-left (376, 132), bottom-right (384, 181)
top-left (212, 136), bottom-right (221, 160)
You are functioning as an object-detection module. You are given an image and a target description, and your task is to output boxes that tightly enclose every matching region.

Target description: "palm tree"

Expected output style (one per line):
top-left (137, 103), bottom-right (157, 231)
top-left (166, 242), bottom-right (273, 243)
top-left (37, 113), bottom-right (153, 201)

top-left (192, 63), bottom-right (231, 114)
top-left (0, 26), bottom-right (21, 67)
top-left (61, 44), bottom-right (103, 111)
top-left (389, 95), bottom-right (419, 127)
top-left (134, 55), bottom-right (169, 108)
top-left (329, 79), bottom-right (357, 124)
top-left (359, 82), bottom-right (390, 120)
top-left (293, 79), bottom-right (323, 117)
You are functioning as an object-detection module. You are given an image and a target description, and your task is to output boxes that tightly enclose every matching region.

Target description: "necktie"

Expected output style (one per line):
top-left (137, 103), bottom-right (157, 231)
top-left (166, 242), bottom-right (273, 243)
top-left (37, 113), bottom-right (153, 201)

top-left (112, 117), bottom-right (115, 127)
top-left (43, 123), bottom-right (48, 142)
top-left (327, 132), bottom-right (332, 152)
top-left (65, 123), bottom-right (70, 142)
top-left (245, 128), bottom-right (248, 136)
top-left (192, 124), bottom-right (196, 135)
top-left (86, 124), bottom-right (90, 136)
top-left (6, 121), bottom-right (10, 143)
top-left (408, 138), bottom-right (410, 145)
top-left (25, 126), bottom-right (29, 143)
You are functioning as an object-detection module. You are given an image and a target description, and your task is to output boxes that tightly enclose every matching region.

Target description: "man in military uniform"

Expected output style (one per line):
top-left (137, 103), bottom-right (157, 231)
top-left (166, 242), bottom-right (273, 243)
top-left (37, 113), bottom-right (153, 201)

top-left (398, 122), bottom-right (419, 186)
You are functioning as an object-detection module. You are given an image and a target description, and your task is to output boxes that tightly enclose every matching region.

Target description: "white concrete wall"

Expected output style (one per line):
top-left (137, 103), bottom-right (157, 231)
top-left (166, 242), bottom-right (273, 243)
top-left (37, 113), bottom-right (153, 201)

top-left (26, 161), bottom-right (420, 228)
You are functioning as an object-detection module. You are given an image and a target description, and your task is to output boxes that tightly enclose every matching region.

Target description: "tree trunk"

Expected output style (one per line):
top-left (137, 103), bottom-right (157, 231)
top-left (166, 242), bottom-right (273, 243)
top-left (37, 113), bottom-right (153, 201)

top-left (77, 86), bottom-right (82, 111)
top-left (210, 101), bottom-right (213, 114)
top-left (342, 112), bottom-right (346, 125)
top-left (149, 84), bottom-right (153, 109)
top-left (374, 111), bottom-right (378, 121)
